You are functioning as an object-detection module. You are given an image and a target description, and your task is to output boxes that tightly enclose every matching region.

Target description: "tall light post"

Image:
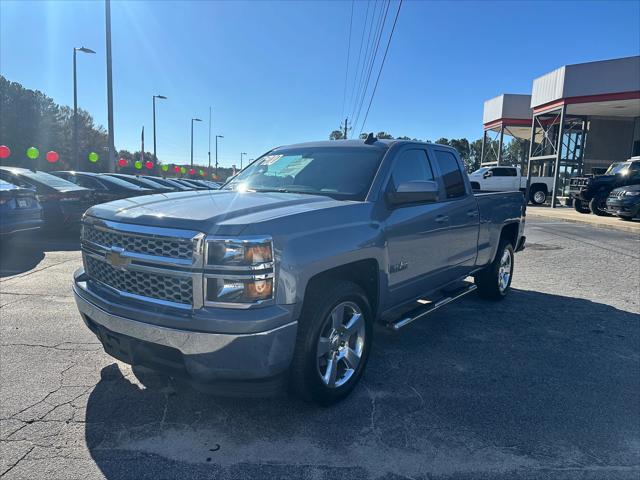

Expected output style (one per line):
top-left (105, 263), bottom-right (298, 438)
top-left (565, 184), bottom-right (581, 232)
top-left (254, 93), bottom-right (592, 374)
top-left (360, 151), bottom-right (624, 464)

top-left (215, 135), bottom-right (224, 175)
top-left (240, 152), bottom-right (247, 170)
top-left (73, 46), bottom-right (95, 170)
top-left (152, 95), bottom-right (167, 164)
top-left (190, 117), bottom-right (202, 168)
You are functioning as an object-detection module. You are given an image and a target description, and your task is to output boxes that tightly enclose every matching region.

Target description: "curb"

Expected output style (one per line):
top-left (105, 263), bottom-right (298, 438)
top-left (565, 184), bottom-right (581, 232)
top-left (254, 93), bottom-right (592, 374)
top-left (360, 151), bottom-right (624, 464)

top-left (526, 210), bottom-right (640, 234)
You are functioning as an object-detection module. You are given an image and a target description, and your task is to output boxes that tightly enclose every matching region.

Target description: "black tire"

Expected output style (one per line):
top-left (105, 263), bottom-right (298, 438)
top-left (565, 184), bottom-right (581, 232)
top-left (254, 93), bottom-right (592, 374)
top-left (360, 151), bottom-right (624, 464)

top-left (289, 281), bottom-right (373, 405)
top-left (474, 240), bottom-right (514, 301)
top-left (573, 199), bottom-right (591, 214)
top-left (589, 192), bottom-right (611, 216)
top-left (529, 187), bottom-right (547, 205)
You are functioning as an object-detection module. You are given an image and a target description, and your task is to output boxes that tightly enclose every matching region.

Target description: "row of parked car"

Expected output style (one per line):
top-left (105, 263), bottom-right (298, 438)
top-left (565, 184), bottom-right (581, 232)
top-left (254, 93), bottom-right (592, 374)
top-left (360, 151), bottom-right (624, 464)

top-left (0, 167), bottom-right (221, 236)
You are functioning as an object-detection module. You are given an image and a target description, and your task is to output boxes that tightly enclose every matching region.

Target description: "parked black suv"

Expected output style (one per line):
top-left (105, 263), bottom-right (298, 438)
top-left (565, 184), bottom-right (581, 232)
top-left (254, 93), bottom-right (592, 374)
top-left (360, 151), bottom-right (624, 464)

top-left (606, 185), bottom-right (640, 221)
top-left (569, 158), bottom-right (640, 216)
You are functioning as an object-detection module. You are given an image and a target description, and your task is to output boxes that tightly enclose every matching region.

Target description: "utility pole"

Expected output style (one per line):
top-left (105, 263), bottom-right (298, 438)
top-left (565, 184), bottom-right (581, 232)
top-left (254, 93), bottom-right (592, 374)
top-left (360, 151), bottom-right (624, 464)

top-left (190, 117), bottom-right (202, 167)
top-left (152, 95), bottom-right (167, 165)
top-left (105, 0), bottom-right (115, 172)
top-left (72, 46), bottom-right (95, 170)
top-left (215, 135), bottom-right (223, 175)
top-left (208, 106), bottom-right (212, 172)
top-left (240, 152), bottom-right (247, 170)
top-left (342, 117), bottom-right (350, 139)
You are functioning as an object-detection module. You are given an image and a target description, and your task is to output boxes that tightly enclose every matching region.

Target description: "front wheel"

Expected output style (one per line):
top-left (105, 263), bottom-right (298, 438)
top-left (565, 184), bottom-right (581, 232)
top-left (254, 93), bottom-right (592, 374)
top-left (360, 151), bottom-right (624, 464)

top-left (573, 199), bottom-right (591, 214)
top-left (589, 192), bottom-right (611, 216)
top-left (289, 281), bottom-right (372, 405)
top-left (474, 240), bottom-right (514, 300)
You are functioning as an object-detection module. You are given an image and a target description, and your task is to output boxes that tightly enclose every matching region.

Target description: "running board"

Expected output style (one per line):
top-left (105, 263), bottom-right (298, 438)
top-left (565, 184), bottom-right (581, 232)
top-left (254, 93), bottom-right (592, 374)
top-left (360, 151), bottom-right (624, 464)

top-left (388, 283), bottom-right (477, 331)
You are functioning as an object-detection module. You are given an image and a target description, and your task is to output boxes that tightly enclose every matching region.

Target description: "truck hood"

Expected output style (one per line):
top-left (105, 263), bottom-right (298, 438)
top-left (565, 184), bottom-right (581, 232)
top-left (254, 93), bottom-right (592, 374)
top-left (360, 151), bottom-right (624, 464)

top-left (85, 190), bottom-right (347, 234)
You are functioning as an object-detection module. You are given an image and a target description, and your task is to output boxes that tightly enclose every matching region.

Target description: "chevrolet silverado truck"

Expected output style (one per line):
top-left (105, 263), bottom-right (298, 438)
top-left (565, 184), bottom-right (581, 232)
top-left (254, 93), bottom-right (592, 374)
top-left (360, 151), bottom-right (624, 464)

top-left (468, 165), bottom-right (553, 205)
top-left (73, 138), bottom-right (526, 404)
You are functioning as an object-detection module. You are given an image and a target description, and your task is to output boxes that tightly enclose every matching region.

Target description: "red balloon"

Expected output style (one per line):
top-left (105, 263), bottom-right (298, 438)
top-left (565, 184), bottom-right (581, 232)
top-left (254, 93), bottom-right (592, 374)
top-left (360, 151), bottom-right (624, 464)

top-left (145, 161), bottom-right (154, 170)
top-left (118, 158), bottom-right (127, 167)
top-left (45, 151), bottom-right (59, 163)
top-left (0, 145), bottom-right (10, 159)
top-left (189, 168), bottom-right (195, 175)
top-left (174, 165), bottom-right (181, 173)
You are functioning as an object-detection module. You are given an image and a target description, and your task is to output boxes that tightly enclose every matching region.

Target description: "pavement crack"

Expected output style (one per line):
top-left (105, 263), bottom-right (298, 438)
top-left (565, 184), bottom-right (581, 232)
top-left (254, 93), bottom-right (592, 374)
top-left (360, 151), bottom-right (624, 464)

top-left (0, 445), bottom-right (34, 477)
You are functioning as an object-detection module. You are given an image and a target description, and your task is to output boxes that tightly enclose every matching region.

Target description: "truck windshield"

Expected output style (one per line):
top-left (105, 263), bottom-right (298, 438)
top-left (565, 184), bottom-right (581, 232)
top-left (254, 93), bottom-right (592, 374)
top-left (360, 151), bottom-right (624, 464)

top-left (223, 147), bottom-right (385, 200)
top-left (604, 162), bottom-right (629, 175)
top-left (471, 167), bottom-right (490, 175)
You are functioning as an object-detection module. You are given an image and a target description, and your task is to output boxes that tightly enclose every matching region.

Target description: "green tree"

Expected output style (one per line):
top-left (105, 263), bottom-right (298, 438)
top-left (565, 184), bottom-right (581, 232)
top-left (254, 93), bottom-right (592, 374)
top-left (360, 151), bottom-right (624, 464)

top-left (376, 131), bottom-right (394, 139)
top-left (329, 130), bottom-right (345, 140)
top-left (0, 75), bottom-right (108, 172)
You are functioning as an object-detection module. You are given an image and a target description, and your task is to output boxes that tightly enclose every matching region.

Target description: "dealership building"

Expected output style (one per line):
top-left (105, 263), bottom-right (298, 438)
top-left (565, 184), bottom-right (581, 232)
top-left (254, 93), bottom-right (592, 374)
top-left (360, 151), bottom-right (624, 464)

top-left (481, 55), bottom-right (640, 206)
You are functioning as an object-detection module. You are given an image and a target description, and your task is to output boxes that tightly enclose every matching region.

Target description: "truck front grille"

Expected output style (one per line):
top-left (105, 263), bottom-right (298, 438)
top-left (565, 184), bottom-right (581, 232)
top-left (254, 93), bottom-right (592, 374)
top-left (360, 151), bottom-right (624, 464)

top-left (84, 224), bottom-right (193, 260)
top-left (85, 255), bottom-right (193, 306)
top-left (81, 219), bottom-right (203, 309)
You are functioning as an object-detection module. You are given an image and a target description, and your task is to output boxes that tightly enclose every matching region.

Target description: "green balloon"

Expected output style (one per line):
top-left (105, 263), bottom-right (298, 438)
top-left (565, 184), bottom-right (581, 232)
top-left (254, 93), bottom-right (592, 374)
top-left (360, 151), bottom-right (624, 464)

top-left (26, 147), bottom-right (39, 160)
top-left (199, 169), bottom-right (204, 176)
top-left (88, 151), bottom-right (99, 163)
top-left (161, 164), bottom-right (169, 172)
top-left (180, 167), bottom-right (187, 174)
top-left (134, 160), bottom-right (142, 169)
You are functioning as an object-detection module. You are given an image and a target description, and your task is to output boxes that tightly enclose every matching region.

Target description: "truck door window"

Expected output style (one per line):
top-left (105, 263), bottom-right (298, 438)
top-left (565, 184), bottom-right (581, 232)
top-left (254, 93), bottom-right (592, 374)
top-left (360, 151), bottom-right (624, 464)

top-left (389, 149), bottom-right (434, 189)
top-left (433, 150), bottom-right (466, 199)
top-left (493, 168), bottom-right (516, 176)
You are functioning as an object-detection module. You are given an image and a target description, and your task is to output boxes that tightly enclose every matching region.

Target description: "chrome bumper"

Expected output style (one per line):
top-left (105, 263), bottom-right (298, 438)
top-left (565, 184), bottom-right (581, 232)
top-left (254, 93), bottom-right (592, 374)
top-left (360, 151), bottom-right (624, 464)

top-left (74, 285), bottom-right (298, 382)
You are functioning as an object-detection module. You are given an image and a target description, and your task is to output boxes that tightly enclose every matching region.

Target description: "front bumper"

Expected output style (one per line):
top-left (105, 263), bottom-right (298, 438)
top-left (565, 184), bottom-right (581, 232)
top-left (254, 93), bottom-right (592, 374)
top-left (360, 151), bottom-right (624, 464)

top-left (605, 198), bottom-right (640, 218)
top-left (73, 272), bottom-right (298, 391)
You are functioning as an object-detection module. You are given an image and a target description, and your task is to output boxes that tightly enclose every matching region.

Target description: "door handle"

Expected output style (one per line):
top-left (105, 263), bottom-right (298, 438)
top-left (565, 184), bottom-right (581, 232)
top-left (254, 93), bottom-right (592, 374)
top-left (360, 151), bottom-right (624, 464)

top-left (435, 215), bottom-right (449, 224)
top-left (467, 210), bottom-right (478, 217)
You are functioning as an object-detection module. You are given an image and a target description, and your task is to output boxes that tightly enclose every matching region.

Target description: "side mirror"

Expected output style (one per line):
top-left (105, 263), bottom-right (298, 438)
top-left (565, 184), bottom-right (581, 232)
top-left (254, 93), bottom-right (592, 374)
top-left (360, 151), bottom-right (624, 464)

top-left (387, 180), bottom-right (439, 206)
top-left (483, 170), bottom-right (493, 179)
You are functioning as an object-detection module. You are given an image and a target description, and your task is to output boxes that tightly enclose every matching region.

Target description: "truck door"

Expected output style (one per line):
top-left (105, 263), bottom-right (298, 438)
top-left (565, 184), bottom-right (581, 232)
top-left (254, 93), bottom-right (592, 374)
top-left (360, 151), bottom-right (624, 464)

top-left (383, 147), bottom-right (453, 304)
top-left (430, 147), bottom-right (479, 279)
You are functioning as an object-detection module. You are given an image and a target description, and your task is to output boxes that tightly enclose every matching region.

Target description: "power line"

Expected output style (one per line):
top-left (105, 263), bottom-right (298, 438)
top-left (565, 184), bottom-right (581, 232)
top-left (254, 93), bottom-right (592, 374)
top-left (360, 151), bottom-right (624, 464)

top-left (347, 0), bottom-right (371, 122)
top-left (352, 0), bottom-right (391, 132)
top-left (359, 0), bottom-right (403, 134)
top-left (349, 0), bottom-right (381, 123)
top-left (340, 1), bottom-right (355, 120)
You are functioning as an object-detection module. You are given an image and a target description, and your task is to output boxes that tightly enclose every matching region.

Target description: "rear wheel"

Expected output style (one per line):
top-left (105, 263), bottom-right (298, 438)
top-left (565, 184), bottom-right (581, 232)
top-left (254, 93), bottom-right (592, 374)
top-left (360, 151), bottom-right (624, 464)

top-left (589, 192), bottom-right (610, 216)
top-left (573, 199), bottom-right (591, 214)
top-left (529, 187), bottom-right (547, 205)
top-left (474, 240), bottom-right (514, 301)
top-left (290, 281), bottom-right (372, 405)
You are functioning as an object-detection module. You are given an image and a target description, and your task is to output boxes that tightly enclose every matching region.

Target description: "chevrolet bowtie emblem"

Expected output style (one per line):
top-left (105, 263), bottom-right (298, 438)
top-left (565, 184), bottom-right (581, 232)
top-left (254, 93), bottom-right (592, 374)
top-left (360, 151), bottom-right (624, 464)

top-left (105, 247), bottom-right (130, 269)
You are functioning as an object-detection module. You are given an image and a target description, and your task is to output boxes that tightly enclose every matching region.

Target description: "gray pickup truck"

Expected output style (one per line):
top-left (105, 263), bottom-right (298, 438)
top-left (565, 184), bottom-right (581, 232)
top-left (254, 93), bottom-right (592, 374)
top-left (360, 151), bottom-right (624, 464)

top-left (73, 138), bottom-right (526, 404)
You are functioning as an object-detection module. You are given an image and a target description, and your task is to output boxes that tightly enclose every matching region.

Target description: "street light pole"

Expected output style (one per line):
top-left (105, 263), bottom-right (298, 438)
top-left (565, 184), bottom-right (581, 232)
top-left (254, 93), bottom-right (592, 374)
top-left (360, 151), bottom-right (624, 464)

top-left (72, 46), bottom-right (95, 170)
top-left (152, 95), bottom-right (167, 164)
top-left (190, 118), bottom-right (202, 168)
top-left (215, 135), bottom-right (224, 175)
top-left (240, 152), bottom-right (247, 170)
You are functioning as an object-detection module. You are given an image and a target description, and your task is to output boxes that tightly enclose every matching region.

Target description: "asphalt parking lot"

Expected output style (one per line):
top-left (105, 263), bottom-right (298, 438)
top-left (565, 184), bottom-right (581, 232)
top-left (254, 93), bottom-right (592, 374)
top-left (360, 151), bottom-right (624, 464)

top-left (1, 217), bottom-right (638, 480)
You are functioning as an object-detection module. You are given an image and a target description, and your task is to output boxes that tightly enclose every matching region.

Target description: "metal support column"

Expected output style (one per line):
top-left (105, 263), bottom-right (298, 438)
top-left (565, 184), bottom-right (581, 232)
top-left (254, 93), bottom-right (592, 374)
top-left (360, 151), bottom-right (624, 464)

top-left (480, 131), bottom-right (486, 166)
top-left (550, 104), bottom-right (566, 208)
top-left (497, 127), bottom-right (504, 166)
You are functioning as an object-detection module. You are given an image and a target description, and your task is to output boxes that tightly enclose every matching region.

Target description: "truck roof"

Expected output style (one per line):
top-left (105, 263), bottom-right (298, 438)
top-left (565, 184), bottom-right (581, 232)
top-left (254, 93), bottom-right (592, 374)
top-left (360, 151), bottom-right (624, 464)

top-left (273, 139), bottom-right (445, 151)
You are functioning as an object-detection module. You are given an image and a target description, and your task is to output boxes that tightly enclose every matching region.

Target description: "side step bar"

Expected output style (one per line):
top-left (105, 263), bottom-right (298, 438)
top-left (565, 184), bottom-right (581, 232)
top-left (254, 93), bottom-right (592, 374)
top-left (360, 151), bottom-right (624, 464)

top-left (388, 283), bottom-right (477, 331)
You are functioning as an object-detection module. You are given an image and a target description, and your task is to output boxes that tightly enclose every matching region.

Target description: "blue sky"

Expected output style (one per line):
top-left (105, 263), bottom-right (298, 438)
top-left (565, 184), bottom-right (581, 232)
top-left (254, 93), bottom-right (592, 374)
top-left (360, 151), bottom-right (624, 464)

top-left (1, 0), bottom-right (639, 168)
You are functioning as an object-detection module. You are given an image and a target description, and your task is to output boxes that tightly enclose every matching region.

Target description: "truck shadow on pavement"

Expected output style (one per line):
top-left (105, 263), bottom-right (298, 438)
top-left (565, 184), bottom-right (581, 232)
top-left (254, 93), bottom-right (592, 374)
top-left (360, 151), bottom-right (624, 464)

top-left (0, 229), bottom-right (80, 277)
top-left (83, 289), bottom-right (640, 479)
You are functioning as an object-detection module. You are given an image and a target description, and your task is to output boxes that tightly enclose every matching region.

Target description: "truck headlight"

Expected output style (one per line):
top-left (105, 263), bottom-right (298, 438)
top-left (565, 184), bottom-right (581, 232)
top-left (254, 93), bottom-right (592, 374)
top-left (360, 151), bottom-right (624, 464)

top-left (624, 191), bottom-right (640, 196)
top-left (204, 237), bottom-right (275, 307)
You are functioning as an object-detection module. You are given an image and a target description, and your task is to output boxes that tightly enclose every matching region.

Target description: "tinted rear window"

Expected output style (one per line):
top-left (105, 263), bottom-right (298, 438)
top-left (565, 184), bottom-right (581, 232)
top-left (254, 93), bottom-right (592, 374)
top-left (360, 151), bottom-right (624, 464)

top-left (433, 150), bottom-right (466, 199)
top-left (13, 170), bottom-right (82, 190)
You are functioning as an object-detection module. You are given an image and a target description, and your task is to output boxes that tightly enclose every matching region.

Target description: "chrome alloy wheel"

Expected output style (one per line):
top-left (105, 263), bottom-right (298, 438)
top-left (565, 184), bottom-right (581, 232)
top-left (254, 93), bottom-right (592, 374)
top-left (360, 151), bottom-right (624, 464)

top-left (533, 190), bottom-right (546, 204)
top-left (498, 248), bottom-right (513, 293)
top-left (316, 301), bottom-right (366, 388)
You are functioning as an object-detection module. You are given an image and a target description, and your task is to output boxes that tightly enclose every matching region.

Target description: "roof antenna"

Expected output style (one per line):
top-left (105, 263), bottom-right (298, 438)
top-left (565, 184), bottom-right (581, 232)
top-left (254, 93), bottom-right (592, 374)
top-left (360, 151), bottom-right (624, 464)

top-left (364, 132), bottom-right (377, 145)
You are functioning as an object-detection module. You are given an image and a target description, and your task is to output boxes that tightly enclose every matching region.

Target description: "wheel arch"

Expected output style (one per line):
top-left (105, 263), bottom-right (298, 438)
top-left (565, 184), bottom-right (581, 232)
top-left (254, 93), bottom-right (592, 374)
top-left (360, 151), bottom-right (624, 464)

top-left (302, 259), bottom-right (380, 320)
